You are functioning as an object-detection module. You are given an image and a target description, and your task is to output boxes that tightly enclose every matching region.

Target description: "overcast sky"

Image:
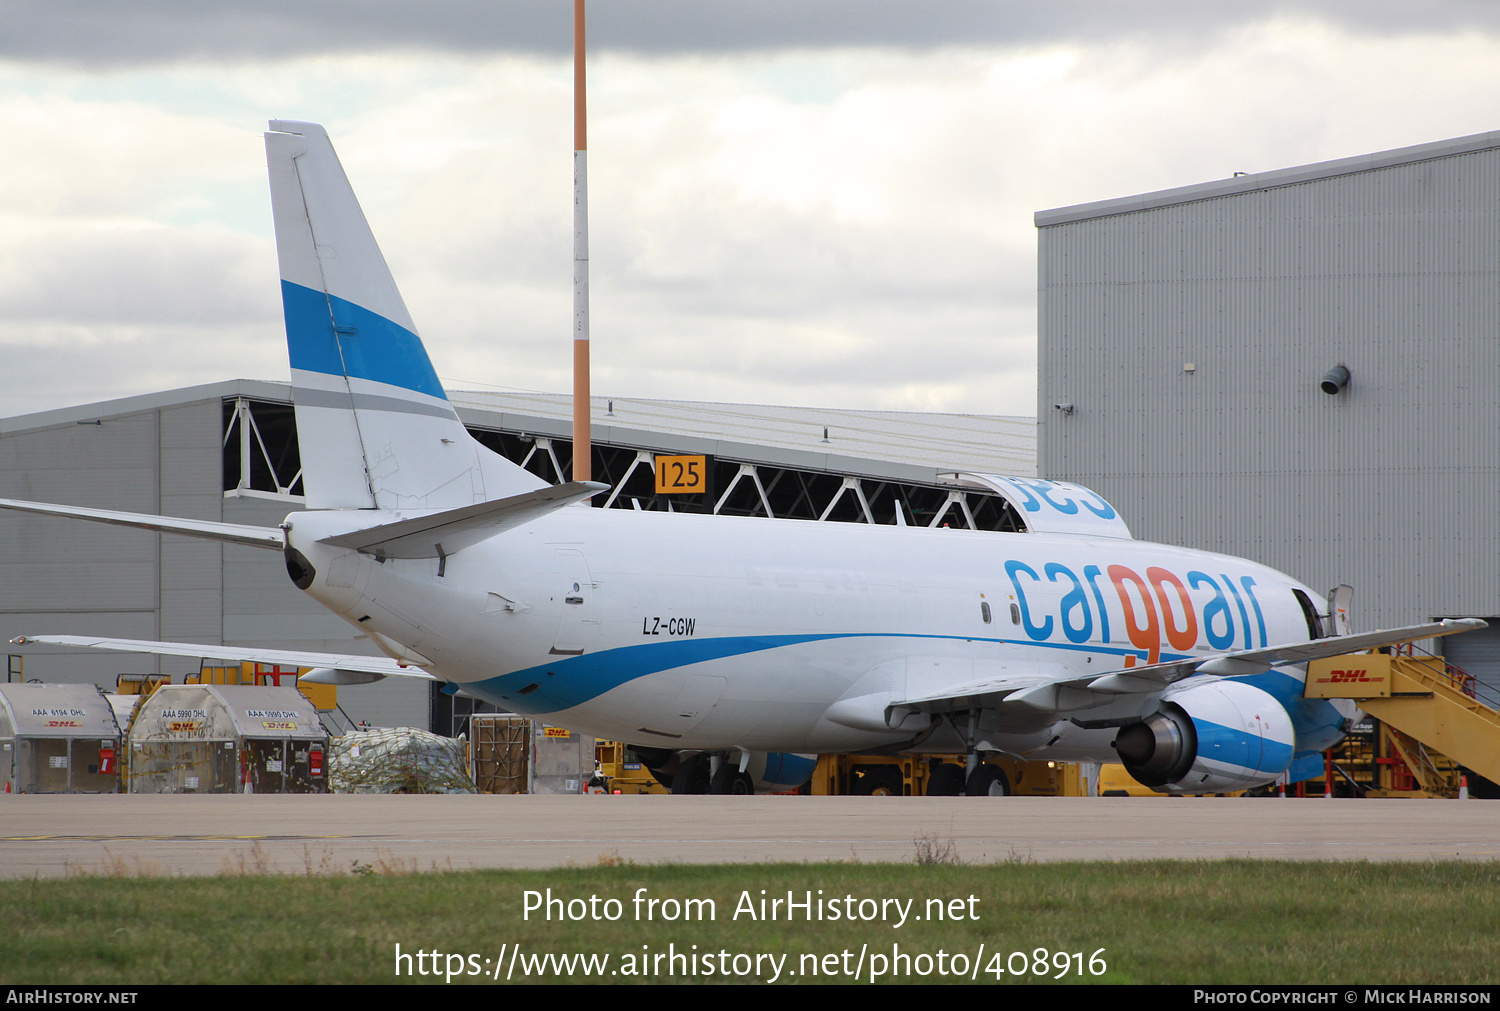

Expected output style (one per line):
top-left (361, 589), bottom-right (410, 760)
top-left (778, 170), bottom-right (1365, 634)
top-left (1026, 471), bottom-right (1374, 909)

top-left (5, 1), bottom-right (1500, 419)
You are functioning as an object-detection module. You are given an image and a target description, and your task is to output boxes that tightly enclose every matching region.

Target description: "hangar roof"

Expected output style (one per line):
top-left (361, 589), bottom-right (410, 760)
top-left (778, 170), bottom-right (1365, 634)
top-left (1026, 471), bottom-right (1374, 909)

top-left (449, 389), bottom-right (1034, 479)
top-left (1036, 128), bottom-right (1500, 227)
top-left (1, 380), bottom-right (1036, 482)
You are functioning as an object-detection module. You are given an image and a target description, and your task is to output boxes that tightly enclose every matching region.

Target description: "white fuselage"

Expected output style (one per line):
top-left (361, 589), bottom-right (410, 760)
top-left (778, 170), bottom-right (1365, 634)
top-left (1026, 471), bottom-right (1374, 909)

top-left (285, 505), bottom-right (1320, 759)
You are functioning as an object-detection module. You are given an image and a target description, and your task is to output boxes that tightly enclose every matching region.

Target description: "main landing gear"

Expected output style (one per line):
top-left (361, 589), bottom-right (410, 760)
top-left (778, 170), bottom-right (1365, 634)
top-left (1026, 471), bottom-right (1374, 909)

top-left (925, 707), bottom-right (1011, 796)
top-left (964, 762), bottom-right (1010, 797)
top-left (923, 761), bottom-right (1011, 796)
top-left (668, 753), bottom-right (753, 795)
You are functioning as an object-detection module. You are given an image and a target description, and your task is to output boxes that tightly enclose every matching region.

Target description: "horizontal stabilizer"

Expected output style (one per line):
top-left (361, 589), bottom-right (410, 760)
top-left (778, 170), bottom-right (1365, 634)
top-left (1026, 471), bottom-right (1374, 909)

top-left (10, 635), bottom-right (432, 680)
top-left (319, 481), bottom-right (608, 558)
top-left (0, 498), bottom-right (284, 550)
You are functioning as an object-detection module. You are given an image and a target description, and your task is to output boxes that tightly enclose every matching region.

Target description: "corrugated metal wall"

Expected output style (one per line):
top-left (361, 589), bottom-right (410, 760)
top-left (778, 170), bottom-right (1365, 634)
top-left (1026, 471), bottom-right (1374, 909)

top-left (1039, 145), bottom-right (1500, 631)
top-left (0, 398), bottom-right (234, 681)
top-left (1, 410), bottom-right (163, 683)
top-left (0, 394), bottom-right (422, 729)
top-left (160, 401), bottom-right (224, 647)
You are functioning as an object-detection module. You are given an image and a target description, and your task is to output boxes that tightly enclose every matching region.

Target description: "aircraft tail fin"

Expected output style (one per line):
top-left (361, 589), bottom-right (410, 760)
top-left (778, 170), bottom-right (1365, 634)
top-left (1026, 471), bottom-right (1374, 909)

top-left (265, 121), bottom-right (547, 511)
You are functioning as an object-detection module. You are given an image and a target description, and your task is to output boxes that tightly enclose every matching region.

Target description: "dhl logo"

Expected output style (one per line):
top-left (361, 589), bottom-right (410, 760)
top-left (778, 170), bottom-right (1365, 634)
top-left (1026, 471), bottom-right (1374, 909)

top-left (168, 720), bottom-right (201, 732)
top-left (1314, 669), bottom-right (1379, 684)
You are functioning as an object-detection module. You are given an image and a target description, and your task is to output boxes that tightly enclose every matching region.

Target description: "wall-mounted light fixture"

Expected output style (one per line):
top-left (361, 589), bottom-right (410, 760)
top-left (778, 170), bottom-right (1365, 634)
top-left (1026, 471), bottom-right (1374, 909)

top-left (1320, 365), bottom-right (1350, 396)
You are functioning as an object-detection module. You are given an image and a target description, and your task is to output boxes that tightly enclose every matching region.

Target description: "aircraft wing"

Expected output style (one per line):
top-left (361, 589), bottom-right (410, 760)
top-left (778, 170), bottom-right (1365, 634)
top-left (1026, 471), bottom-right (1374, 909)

top-left (892, 618), bottom-right (1486, 716)
top-left (8, 635), bottom-right (434, 683)
top-left (888, 672), bottom-right (1056, 714)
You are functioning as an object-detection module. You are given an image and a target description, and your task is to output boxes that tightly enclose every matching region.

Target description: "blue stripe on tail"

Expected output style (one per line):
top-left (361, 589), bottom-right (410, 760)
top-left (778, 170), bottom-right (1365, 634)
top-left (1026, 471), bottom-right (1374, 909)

top-left (281, 279), bottom-right (447, 400)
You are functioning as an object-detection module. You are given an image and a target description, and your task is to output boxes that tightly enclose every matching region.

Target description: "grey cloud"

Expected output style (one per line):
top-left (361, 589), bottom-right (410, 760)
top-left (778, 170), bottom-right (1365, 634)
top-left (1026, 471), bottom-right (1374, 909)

top-left (10, 1), bottom-right (1500, 67)
top-left (0, 229), bottom-right (276, 327)
top-left (2, 323), bottom-right (284, 418)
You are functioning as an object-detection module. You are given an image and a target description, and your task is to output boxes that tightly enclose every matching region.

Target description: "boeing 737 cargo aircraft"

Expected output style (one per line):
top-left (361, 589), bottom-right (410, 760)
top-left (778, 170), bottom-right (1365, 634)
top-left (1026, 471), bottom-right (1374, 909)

top-left (1, 122), bottom-right (1483, 796)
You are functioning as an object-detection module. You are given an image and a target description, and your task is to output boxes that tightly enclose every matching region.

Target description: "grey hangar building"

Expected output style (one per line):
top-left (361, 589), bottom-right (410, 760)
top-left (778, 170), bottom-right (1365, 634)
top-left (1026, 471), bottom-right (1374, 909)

top-left (1036, 128), bottom-right (1500, 706)
top-left (4, 127), bottom-right (1499, 731)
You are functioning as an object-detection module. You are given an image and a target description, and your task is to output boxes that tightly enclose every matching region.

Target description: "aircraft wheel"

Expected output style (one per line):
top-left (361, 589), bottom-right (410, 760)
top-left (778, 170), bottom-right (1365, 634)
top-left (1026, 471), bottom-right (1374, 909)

top-left (708, 764), bottom-right (755, 795)
top-left (926, 763), bottom-right (966, 796)
top-left (851, 766), bottom-right (903, 796)
top-left (966, 763), bottom-right (1009, 797)
top-left (670, 755), bottom-right (711, 794)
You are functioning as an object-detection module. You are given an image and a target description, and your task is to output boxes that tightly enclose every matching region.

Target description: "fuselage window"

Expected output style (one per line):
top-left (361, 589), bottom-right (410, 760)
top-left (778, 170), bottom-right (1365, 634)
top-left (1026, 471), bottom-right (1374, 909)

top-left (980, 601), bottom-right (992, 624)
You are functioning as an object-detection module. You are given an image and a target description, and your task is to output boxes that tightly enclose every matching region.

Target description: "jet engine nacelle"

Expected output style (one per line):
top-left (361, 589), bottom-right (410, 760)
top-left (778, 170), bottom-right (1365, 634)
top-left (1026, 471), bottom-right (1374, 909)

top-left (753, 752), bottom-right (819, 793)
top-left (1113, 680), bottom-right (1295, 794)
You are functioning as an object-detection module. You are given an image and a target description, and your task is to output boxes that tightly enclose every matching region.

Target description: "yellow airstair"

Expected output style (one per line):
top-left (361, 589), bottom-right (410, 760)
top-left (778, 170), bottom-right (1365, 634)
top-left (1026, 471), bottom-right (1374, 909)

top-left (1306, 648), bottom-right (1500, 790)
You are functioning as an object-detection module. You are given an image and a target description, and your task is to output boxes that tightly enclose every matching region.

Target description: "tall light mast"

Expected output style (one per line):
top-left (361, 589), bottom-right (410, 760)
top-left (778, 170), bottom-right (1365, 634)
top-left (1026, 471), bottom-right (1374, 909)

top-left (572, 0), bottom-right (591, 482)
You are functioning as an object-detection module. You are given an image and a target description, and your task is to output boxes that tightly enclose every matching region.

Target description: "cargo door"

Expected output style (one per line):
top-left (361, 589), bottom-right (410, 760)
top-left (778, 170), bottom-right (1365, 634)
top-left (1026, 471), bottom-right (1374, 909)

top-left (550, 549), bottom-right (599, 656)
top-left (244, 739), bottom-right (288, 794)
top-left (19, 738), bottom-right (70, 793)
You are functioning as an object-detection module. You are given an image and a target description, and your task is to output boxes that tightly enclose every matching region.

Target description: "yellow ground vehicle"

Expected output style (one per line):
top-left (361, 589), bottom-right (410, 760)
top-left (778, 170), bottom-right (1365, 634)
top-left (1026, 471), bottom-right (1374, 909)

top-left (591, 743), bottom-right (1086, 795)
top-left (807, 754), bottom-right (1085, 797)
top-left (594, 741), bottom-right (670, 794)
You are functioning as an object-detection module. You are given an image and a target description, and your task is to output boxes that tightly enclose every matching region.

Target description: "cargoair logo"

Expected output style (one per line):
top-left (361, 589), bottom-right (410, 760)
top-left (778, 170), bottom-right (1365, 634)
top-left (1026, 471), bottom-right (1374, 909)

top-left (1004, 561), bottom-right (1270, 663)
top-left (1314, 668), bottom-right (1377, 684)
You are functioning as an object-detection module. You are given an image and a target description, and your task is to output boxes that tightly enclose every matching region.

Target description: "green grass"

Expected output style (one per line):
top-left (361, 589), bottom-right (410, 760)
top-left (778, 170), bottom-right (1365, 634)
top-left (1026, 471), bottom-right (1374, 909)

top-left (3, 860), bottom-right (1497, 984)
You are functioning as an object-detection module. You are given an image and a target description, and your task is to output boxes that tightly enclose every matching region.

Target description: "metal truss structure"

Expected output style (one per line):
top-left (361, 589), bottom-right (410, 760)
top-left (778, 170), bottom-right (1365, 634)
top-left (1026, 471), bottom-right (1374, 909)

top-left (222, 397), bottom-right (1022, 532)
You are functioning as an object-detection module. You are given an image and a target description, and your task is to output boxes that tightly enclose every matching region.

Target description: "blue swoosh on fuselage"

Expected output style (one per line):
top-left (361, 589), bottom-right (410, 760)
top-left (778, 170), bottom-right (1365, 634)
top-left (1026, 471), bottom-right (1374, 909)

top-left (461, 632), bottom-right (1184, 715)
top-left (467, 634), bottom-right (853, 713)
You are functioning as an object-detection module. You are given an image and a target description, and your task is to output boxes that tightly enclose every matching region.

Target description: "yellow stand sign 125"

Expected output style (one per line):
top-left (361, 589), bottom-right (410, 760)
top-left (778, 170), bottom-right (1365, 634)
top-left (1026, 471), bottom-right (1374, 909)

top-left (655, 455), bottom-right (707, 494)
